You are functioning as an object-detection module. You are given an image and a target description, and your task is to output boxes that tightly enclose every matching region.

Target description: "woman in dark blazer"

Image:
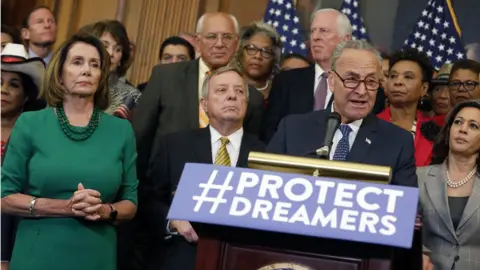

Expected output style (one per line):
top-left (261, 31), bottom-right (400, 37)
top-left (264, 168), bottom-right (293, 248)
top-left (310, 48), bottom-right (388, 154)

top-left (417, 100), bottom-right (480, 270)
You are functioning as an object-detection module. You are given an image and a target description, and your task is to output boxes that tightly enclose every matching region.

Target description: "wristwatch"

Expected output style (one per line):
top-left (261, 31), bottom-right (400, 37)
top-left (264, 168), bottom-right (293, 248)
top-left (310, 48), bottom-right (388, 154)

top-left (107, 204), bottom-right (118, 222)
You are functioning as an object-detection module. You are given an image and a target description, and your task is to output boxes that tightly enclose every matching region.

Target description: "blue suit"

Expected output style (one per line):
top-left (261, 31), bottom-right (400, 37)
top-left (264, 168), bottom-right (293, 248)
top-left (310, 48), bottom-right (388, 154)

top-left (267, 110), bottom-right (418, 187)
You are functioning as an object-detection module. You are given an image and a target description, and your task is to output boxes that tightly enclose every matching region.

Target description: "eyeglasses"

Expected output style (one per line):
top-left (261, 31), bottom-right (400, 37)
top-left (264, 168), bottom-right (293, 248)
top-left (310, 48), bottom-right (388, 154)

top-left (201, 33), bottom-right (238, 45)
top-left (448, 80), bottom-right (480, 92)
top-left (332, 70), bottom-right (380, 91)
top-left (244, 44), bottom-right (275, 59)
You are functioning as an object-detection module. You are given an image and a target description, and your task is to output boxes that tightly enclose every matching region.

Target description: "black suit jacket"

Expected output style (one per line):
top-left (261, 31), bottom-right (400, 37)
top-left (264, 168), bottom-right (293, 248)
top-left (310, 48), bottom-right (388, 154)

top-left (262, 66), bottom-right (386, 142)
top-left (266, 110), bottom-right (417, 187)
top-left (141, 127), bottom-right (265, 270)
top-left (132, 59), bottom-right (264, 183)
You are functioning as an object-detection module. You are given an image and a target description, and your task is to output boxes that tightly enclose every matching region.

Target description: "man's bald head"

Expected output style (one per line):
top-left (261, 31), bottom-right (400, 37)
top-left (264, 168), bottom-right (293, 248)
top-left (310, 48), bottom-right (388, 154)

top-left (195, 12), bottom-right (239, 69)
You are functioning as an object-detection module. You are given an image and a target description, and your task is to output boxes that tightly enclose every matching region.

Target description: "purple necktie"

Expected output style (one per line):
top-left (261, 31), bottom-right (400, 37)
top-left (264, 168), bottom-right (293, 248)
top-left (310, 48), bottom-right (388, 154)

top-left (314, 72), bottom-right (328, 111)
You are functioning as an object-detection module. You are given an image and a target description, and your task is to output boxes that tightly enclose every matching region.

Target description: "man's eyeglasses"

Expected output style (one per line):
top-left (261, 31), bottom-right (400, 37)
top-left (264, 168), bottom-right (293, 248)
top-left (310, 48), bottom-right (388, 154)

top-left (244, 44), bottom-right (275, 59)
top-left (201, 33), bottom-right (237, 45)
top-left (448, 80), bottom-right (480, 92)
top-left (332, 70), bottom-right (380, 91)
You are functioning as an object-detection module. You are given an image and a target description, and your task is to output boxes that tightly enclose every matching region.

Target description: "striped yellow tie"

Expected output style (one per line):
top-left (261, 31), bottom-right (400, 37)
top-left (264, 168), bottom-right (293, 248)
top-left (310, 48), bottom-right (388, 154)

top-left (199, 105), bottom-right (209, 128)
top-left (215, 137), bottom-right (231, 166)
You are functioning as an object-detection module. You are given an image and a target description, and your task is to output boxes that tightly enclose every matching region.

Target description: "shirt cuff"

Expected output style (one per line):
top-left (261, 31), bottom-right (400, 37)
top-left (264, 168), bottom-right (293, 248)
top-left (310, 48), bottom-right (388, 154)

top-left (165, 219), bottom-right (179, 235)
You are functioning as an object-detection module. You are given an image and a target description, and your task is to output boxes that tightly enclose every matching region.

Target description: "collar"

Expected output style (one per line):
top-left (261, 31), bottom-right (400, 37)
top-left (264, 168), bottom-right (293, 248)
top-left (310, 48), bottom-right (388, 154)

top-left (330, 102), bottom-right (363, 133)
top-left (199, 58), bottom-right (210, 75)
top-left (209, 125), bottom-right (243, 151)
top-left (315, 64), bottom-right (325, 78)
top-left (29, 48), bottom-right (53, 64)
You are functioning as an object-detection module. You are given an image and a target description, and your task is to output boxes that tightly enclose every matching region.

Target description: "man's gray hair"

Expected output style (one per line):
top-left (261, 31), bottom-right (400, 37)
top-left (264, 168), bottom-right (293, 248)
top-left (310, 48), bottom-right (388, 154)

top-left (201, 66), bottom-right (249, 99)
top-left (196, 13), bottom-right (240, 34)
top-left (311, 8), bottom-right (353, 37)
top-left (330, 40), bottom-right (382, 70)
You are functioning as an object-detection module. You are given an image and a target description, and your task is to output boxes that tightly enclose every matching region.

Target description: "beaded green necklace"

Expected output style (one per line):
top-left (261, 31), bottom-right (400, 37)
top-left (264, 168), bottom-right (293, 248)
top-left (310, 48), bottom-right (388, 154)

top-left (56, 105), bottom-right (101, 141)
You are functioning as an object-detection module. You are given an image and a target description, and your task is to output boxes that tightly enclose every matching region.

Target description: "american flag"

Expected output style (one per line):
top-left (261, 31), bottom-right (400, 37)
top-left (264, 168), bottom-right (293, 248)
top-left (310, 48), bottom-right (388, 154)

top-left (403, 0), bottom-right (466, 70)
top-left (263, 0), bottom-right (307, 56)
top-left (340, 0), bottom-right (369, 41)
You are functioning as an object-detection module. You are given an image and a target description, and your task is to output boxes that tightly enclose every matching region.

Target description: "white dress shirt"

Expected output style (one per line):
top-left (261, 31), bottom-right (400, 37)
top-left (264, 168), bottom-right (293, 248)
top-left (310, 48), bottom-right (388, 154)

top-left (210, 125), bottom-right (243, 167)
top-left (166, 126), bottom-right (244, 234)
top-left (29, 48), bottom-right (53, 65)
top-left (314, 64), bottom-right (333, 109)
top-left (329, 104), bottom-right (363, 160)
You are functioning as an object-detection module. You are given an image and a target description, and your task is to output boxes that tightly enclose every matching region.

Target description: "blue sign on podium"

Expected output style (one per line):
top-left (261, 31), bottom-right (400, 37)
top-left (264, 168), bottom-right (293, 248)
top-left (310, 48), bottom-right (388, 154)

top-left (168, 163), bottom-right (419, 248)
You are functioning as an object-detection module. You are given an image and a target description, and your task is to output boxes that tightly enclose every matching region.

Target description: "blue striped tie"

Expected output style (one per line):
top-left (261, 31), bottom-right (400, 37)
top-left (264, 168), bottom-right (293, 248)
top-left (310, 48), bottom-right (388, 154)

top-left (332, 125), bottom-right (352, 161)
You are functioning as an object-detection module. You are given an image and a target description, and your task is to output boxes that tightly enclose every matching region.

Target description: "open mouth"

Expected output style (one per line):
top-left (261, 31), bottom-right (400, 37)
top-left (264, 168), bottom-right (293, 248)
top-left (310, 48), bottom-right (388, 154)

top-left (350, 100), bottom-right (367, 106)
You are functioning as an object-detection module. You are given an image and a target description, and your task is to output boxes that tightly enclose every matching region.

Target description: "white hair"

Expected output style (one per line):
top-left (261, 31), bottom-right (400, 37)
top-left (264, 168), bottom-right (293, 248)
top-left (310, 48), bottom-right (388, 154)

top-left (196, 13), bottom-right (240, 34)
top-left (201, 66), bottom-right (249, 100)
top-left (310, 8), bottom-right (353, 37)
top-left (330, 40), bottom-right (382, 70)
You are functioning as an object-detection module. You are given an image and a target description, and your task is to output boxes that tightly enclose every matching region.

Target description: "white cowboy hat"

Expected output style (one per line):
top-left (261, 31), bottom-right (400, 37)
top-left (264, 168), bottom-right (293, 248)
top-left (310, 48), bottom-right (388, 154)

top-left (1, 43), bottom-right (45, 89)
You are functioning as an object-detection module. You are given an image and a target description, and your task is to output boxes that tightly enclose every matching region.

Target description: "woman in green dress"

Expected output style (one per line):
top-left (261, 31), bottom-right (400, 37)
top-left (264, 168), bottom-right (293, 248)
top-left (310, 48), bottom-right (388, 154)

top-left (1, 33), bottom-right (138, 270)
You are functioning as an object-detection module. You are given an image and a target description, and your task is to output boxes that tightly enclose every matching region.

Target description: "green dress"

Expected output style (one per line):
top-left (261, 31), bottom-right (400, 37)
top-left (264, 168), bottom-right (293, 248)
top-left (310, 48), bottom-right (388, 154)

top-left (1, 108), bottom-right (138, 270)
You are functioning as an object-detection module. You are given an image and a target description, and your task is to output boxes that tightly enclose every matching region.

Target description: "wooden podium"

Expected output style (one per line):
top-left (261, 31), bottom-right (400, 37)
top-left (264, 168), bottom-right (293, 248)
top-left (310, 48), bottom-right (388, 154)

top-left (194, 223), bottom-right (422, 270)
top-left (190, 152), bottom-right (422, 270)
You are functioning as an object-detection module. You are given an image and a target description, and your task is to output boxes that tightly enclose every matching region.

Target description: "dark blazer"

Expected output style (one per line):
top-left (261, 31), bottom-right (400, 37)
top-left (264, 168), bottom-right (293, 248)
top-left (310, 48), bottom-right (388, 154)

top-left (266, 110), bottom-right (417, 187)
top-left (132, 59), bottom-right (264, 183)
top-left (417, 165), bottom-right (480, 270)
top-left (262, 66), bottom-right (386, 142)
top-left (142, 127), bottom-right (265, 270)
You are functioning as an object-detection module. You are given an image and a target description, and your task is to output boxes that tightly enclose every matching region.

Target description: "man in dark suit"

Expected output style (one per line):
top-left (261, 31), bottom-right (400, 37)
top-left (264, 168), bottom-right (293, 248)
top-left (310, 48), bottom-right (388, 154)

top-left (132, 12), bottom-right (264, 183)
top-left (262, 9), bottom-right (385, 142)
top-left (267, 40), bottom-right (417, 187)
top-left (143, 66), bottom-right (265, 270)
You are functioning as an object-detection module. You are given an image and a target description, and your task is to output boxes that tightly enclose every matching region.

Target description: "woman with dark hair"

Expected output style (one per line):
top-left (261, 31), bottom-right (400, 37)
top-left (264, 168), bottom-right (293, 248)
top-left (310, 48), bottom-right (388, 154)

top-left (231, 21), bottom-right (282, 100)
top-left (1, 43), bottom-right (46, 270)
top-left (1, 33), bottom-right (138, 270)
top-left (1, 24), bottom-right (21, 52)
top-left (79, 20), bottom-right (141, 118)
top-left (418, 100), bottom-right (480, 270)
top-left (428, 63), bottom-right (453, 116)
top-left (377, 48), bottom-right (437, 166)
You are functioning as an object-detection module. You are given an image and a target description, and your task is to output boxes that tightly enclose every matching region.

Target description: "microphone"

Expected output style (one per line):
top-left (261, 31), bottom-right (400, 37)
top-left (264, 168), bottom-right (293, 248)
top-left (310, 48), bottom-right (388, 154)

top-left (317, 112), bottom-right (341, 159)
top-left (113, 96), bottom-right (136, 120)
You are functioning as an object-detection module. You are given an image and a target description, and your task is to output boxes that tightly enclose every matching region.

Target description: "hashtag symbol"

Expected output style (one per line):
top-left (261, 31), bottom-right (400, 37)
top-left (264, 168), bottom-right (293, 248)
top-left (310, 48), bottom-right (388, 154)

top-left (193, 170), bottom-right (234, 214)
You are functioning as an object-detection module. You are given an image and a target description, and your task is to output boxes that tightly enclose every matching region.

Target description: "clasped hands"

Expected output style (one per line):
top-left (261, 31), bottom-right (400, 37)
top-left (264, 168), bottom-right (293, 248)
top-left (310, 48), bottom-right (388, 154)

top-left (68, 183), bottom-right (109, 221)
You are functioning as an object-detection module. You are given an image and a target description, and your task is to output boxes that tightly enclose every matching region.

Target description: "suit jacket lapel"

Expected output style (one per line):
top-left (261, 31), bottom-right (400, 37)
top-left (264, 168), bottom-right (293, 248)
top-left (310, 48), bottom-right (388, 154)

top-left (184, 60), bottom-right (200, 128)
top-left (347, 114), bottom-right (377, 163)
top-left (425, 164), bottom-right (458, 241)
top-left (457, 176), bottom-right (480, 233)
top-left (296, 66), bottom-right (315, 111)
top-left (193, 127), bottom-right (213, 164)
top-left (237, 134), bottom-right (253, 168)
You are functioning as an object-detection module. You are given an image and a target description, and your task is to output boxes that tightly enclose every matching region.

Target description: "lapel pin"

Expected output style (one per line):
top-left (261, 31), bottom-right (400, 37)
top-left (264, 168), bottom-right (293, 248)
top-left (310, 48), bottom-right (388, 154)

top-left (365, 138), bottom-right (371, 144)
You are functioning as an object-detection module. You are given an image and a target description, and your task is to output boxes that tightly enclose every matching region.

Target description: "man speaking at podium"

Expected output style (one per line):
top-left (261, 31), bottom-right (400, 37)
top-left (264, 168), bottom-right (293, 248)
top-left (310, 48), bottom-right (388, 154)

top-left (267, 40), bottom-right (417, 187)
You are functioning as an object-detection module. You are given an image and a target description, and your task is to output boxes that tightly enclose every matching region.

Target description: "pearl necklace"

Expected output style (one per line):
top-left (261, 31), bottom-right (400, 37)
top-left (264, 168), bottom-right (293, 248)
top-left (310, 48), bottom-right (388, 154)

top-left (257, 80), bottom-right (270, 91)
top-left (446, 167), bottom-right (477, 188)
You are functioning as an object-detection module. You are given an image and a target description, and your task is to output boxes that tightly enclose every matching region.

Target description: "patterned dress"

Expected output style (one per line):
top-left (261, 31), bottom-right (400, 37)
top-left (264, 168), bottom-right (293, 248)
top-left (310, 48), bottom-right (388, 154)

top-left (105, 76), bottom-right (142, 115)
